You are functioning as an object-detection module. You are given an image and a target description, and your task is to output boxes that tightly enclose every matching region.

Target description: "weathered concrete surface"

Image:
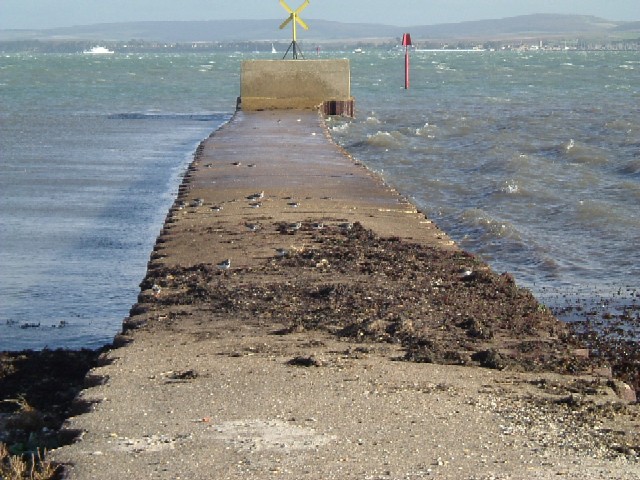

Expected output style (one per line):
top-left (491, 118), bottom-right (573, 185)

top-left (158, 109), bottom-right (454, 270)
top-left (52, 111), bottom-right (640, 480)
top-left (241, 60), bottom-right (352, 111)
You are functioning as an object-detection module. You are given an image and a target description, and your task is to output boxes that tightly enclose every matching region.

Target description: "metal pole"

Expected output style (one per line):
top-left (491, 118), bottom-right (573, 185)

top-left (405, 45), bottom-right (410, 89)
top-left (402, 33), bottom-right (412, 90)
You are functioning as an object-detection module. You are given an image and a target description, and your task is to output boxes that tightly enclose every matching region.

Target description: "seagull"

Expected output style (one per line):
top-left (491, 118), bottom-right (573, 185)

top-left (249, 202), bottom-right (262, 209)
top-left (339, 222), bottom-right (353, 231)
top-left (211, 205), bottom-right (223, 212)
top-left (190, 198), bottom-right (204, 208)
top-left (217, 259), bottom-right (231, 270)
top-left (247, 191), bottom-right (264, 200)
top-left (458, 267), bottom-right (476, 281)
top-left (245, 223), bottom-right (260, 232)
top-left (287, 222), bottom-right (302, 232)
top-left (231, 161), bottom-right (241, 166)
top-left (287, 201), bottom-right (300, 208)
top-left (312, 222), bottom-right (324, 230)
top-left (275, 248), bottom-right (289, 258)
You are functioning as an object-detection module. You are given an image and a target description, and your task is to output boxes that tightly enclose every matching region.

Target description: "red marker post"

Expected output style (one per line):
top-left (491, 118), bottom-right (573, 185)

top-left (402, 33), bottom-right (412, 89)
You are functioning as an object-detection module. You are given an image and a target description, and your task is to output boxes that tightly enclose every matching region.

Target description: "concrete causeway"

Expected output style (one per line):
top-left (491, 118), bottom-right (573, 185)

top-left (153, 109), bottom-right (457, 271)
top-left (52, 111), bottom-right (640, 480)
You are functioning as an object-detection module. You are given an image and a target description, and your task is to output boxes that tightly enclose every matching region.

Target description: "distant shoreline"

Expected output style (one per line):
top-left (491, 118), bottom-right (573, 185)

top-left (1, 38), bottom-right (639, 54)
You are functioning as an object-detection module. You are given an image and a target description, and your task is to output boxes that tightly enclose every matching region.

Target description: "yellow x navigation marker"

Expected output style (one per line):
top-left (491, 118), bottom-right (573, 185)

top-left (279, 0), bottom-right (309, 42)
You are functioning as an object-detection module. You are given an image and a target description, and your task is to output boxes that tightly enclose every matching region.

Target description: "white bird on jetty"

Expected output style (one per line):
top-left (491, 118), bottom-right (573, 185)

top-left (247, 191), bottom-right (264, 200)
top-left (217, 259), bottom-right (231, 270)
top-left (287, 222), bottom-right (302, 232)
top-left (458, 267), bottom-right (476, 281)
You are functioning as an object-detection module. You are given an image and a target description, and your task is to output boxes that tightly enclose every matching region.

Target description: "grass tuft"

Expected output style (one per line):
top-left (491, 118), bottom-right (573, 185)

top-left (0, 442), bottom-right (58, 480)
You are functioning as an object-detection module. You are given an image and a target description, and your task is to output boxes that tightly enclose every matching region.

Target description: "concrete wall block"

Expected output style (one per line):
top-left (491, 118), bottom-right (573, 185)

top-left (241, 59), bottom-right (351, 111)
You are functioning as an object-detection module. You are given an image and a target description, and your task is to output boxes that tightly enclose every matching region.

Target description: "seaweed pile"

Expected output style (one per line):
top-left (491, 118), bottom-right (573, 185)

top-left (132, 222), bottom-right (596, 376)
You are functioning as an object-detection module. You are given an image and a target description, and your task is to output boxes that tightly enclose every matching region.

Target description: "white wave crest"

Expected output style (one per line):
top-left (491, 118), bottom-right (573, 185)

top-left (461, 208), bottom-right (522, 241)
top-left (502, 181), bottom-right (519, 194)
top-left (330, 122), bottom-right (350, 133)
top-left (366, 130), bottom-right (404, 148)
top-left (565, 139), bottom-right (575, 151)
top-left (415, 122), bottom-right (437, 138)
top-left (564, 140), bottom-right (610, 165)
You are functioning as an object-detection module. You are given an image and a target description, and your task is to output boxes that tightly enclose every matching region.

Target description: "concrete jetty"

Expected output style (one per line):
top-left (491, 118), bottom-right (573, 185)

top-left (51, 62), bottom-right (638, 479)
top-left (151, 110), bottom-right (455, 270)
top-left (52, 110), bottom-right (639, 480)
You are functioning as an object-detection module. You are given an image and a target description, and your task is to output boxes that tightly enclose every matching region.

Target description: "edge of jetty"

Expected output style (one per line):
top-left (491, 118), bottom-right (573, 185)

top-left (4, 58), bottom-right (626, 478)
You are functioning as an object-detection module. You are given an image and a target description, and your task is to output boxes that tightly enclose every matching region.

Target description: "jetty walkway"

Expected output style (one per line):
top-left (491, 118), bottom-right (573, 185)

top-left (53, 111), bottom-right (639, 479)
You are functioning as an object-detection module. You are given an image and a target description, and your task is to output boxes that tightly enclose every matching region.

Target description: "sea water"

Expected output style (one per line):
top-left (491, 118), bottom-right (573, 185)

top-left (0, 53), bottom-right (234, 349)
top-left (1, 50), bottom-right (638, 350)
top-left (332, 50), bottom-right (640, 318)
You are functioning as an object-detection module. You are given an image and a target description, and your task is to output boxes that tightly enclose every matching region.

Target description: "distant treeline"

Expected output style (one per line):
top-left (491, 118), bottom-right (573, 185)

top-left (0, 39), bottom-right (350, 54)
top-left (1, 38), bottom-right (639, 54)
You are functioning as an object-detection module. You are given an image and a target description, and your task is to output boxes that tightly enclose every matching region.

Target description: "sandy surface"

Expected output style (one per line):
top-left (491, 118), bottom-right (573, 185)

top-left (54, 326), bottom-right (639, 480)
top-left (51, 110), bottom-right (639, 479)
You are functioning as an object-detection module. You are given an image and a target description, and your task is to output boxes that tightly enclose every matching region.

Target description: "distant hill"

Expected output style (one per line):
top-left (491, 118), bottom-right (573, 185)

top-left (409, 14), bottom-right (623, 39)
top-left (0, 19), bottom-right (398, 42)
top-left (613, 21), bottom-right (640, 33)
top-left (1, 14), bottom-right (638, 43)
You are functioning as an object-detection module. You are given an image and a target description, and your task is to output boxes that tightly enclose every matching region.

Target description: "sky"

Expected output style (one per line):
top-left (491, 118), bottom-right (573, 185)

top-left (1, 0), bottom-right (639, 30)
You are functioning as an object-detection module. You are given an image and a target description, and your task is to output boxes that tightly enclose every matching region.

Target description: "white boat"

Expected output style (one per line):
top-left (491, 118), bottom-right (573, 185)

top-left (271, 43), bottom-right (277, 54)
top-left (83, 46), bottom-right (114, 55)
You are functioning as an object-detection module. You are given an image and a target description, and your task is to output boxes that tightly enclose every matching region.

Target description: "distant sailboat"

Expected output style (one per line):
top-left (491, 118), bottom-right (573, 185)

top-left (271, 43), bottom-right (277, 54)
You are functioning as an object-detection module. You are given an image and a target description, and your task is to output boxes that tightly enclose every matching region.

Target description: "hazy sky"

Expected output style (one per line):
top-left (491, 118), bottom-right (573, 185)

top-left (2, 0), bottom-right (639, 30)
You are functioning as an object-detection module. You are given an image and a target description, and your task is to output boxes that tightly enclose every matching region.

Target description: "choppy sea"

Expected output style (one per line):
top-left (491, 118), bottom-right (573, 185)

top-left (1, 49), bottom-right (638, 350)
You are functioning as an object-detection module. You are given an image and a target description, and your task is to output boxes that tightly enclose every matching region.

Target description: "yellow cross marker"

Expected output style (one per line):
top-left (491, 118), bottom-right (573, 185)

top-left (279, 0), bottom-right (310, 59)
